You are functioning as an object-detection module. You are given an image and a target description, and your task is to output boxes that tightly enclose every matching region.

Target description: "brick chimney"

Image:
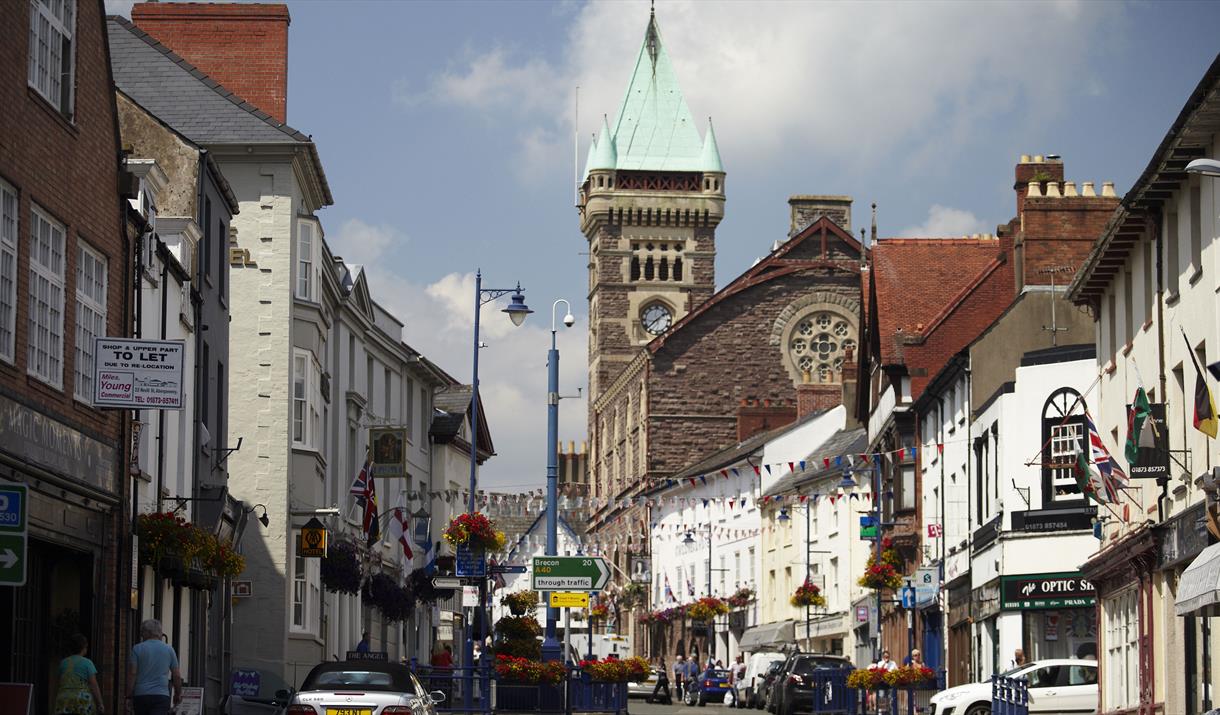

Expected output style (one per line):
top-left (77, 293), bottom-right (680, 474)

top-left (131, 3), bottom-right (291, 124)
top-left (796, 371), bottom-right (842, 419)
top-left (737, 398), bottom-right (797, 442)
top-left (1013, 154), bottom-right (1063, 217)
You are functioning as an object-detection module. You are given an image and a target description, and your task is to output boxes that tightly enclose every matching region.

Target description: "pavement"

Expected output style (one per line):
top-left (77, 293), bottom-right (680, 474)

top-left (628, 696), bottom-right (734, 715)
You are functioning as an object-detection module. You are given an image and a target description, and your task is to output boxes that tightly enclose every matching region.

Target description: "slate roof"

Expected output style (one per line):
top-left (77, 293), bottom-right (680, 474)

top-left (430, 386), bottom-right (474, 442)
top-left (106, 16), bottom-right (333, 204)
top-left (762, 428), bottom-right (867, 497)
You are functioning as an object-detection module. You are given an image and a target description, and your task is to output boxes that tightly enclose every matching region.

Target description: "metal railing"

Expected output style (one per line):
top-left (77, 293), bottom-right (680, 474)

top-left (411, 661), bottom-right (628, 715)
top-left (990, 675), bottom-right (1029, 715)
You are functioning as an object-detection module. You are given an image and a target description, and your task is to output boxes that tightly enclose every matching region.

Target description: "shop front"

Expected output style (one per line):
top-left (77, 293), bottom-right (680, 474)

top-left (999, 572), bottom-right (1097, 662)
top-left (1165, 501), bottom-right (1216, 715)
top-left (946, 577), bottom-right (972, 686)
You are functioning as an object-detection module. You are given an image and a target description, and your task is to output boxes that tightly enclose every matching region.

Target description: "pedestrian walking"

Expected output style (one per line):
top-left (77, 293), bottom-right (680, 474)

top-left (126, 619), bottom-right (182, 715)
top-left (53, 634), bottom-right (104, 715)
top-left (649, 658), bottom-right (672, 704)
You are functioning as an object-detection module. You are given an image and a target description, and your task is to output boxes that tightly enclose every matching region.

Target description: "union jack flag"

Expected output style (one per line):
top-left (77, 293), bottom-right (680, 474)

top-left (1079, 413), bottom-right (1127, 504)
top-left (349, 458), bottom-right (380, 545)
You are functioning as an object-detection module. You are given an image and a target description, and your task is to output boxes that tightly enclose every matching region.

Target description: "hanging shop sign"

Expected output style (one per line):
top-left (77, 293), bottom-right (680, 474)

top-left (999, 572), bottom-right (1095, 610)
top-left (1158, 501), bottom-right (1210, 570)
top-left (93, 338), bottom-right (186, 409)
top-left (629, 555), bottom-right (651, 584)
top-left (1011, 506), bottom-right (1097, 533)
top-left (369, 428), bottom-right (407, 478)
top-left (298, 518), bottom-right (328, 558)
top-left (1128, 402), bottom-right (1170, 479)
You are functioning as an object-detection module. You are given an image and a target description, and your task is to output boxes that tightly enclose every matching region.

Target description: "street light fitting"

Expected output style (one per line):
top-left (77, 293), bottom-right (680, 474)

top-left (1185, 158), bottom-right (1220, 178)
top-left (245, 503), bottom-right (270, 528)
top-left (683, 531), bottom-right (696, 545)
top-left (502, 285), bottom-right (533, 326)
top-left (838, 472), bottom-right (858, 491)
top-left (777, 508), bottom-right (791, 523)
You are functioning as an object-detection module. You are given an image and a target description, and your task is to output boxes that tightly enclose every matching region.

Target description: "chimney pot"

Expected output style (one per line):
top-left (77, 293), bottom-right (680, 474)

top-left (1034, 154), bottom-right (1045, 163)
top-left (1027, 182), bottom-right (1042, 198)
top-left (1082, 181), bottom-right (1097, 197)
top-left (1063, 181), bottom-right (1078, 197)
top-left (1019, 154), bottom-right (1031, 163)
top-left (1045, 181), bottom-right (1061, 198)
top-left (1102, 181), bottom-right (1117, 198)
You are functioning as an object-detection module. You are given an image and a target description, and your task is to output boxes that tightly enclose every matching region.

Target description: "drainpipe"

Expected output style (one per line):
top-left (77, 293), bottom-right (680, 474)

top-left (1154, 211), bottom-right (1170, 523)
top-left (154, 248), bottom-right (168, 622)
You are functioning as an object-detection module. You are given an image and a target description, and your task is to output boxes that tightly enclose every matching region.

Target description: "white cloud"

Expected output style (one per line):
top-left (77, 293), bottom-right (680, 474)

top-left (330, 222), bottom-right (588, 493)
top-left (897, 205), bottom-right (989, 237)
top-left (105, 0), bottom-right (136, 16)
top-left (414, 0), bottom-right (1119, 178)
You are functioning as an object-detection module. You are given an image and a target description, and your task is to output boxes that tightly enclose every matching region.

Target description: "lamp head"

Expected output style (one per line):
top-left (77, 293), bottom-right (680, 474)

top-left (777, 508), bottom-right (791, 523)
top-left (682, 532), bottom-right (696, 545)
top-left (1185, 158), bottom-right (1220, 178)
top-left (838, 472), bottom-right (857, 491)
top-left (259, 512), bottom-right (270, 528)
top-left (502, 287), bottom-right (532, 327)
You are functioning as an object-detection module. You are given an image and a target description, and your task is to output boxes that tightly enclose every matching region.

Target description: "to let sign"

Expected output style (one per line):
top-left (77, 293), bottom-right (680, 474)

top-left (532, 556), bottom-right (611, 592)
top-left (93, 338), bottom-right (186, 409)
top-left (1000, 572), bottom-right (1095, 610)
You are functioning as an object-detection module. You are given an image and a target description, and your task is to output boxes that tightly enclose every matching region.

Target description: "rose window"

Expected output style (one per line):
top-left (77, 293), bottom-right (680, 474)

top-left (787, 312), bottom-right (855, 383)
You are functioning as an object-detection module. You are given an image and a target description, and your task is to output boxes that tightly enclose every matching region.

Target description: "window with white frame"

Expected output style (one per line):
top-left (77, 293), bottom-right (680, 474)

top-left (0, 181), bottom-right (17, 363)
top-left (296, 219), bottom-right (321, 301)
top-left (28, 0), bottom-right (76, 116)
top-left (74, 241), bottom-right (106, 401)
top-left (1104, 587), bottom-right (1139, 709)
top-left (292, 348), bottom-right (323, 449)
top-left (28, 206), bottom-right (65, 387)
top-left (1043, 388), bottom-right (1085, 504)
top-left (291, 546), bottom-right (321, 634)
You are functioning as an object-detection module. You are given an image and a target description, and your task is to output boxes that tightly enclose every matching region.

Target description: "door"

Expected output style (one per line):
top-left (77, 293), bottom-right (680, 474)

top-left (1054, 663), bottom-right (1098, 713)
top-left (1023, 664), bottom-right (1061, 713)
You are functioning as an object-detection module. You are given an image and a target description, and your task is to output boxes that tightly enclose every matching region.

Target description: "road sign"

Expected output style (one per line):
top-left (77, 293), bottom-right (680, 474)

top-left (532, 556), bottom-right (610, 591)
top-left (490, 563), bottom-right (527, 574)
top-left (298, 518), bottom-right (327, 557)
top-left (549, 591), bottom-right (590, 608)
top-left (432, 577), bottom-right (461, 590)
top-left (0, 483), bottom-right (28, 587)
top-left (900, 584), bottom-right (916, 610)
top-left (456, 544), bottom-right (487, 578)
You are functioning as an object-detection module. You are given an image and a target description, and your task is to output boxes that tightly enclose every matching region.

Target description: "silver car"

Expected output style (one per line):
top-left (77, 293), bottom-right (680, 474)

top-left (286, 660), bottom-right (445, 715)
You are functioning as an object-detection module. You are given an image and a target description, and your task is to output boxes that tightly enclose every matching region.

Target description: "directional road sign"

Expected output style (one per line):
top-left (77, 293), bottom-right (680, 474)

top-left (532, 556), bottom-right (610, 592)
top-left (0, 482), bottom-right (27, 587)
top-left (549, 591), bottom-right (589, 608)
top-left (490, 563), bottom-right (527, 574)
top-left (900, 583), bottom-right (916, 610)
top-left (432, 577), bottom-right (461, 590)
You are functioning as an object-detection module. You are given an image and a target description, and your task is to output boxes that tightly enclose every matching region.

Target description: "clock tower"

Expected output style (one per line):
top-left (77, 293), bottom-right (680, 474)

top-left (577, 8), bottom-right (725, 404)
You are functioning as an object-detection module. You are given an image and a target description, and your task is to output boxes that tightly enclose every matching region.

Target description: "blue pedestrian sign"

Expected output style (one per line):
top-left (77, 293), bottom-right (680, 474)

top-left (0, 482), bottom-right (28, 587)
top-left (455, 543), bottom-right (487, 578)
top-left (901, 584), bottom-right (916, 610)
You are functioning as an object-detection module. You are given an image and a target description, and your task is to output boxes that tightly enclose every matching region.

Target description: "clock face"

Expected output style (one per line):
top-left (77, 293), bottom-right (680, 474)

top-left (642, 303), bottom-right (673, 336)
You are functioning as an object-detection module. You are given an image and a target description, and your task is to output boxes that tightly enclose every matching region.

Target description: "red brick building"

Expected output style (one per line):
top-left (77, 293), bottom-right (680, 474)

top-left (0, 0), bottom-right (132, 710)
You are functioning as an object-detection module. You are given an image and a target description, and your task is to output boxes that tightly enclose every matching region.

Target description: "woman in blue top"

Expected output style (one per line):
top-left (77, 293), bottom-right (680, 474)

top-left (53, 633), bottom-right (105, 715)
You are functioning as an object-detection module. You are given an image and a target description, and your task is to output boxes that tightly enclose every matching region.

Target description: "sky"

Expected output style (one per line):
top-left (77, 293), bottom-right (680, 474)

top-left (106, 0), bottom-right (1220, 493)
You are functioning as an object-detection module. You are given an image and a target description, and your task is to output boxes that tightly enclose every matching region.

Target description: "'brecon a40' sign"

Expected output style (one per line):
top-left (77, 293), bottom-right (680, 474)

top-left (1000, 572), bottom-right (1095, 610)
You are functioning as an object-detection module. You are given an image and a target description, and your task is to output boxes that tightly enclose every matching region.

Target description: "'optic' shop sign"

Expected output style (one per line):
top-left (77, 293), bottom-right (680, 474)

top-left (1000, 572), bottom-right (1096, 610)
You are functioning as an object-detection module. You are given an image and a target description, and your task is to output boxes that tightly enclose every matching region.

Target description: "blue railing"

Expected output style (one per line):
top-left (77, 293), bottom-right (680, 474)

top-left (566, 671), bottom-right (627, 714)
top-left (805, 669), bottom-right (858, 714)
top-left (991, 675), bottom-right (1029, 715)
top-left (855, 668), bottom-right (946, 715)
top-left (412, 661), bottom-right (628, 715)
top-left (413, 663), bottom-right (494, 715)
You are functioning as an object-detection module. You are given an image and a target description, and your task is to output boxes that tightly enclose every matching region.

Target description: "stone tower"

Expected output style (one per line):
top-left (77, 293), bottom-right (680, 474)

top-left (577, 9), bottom-right (725, 404)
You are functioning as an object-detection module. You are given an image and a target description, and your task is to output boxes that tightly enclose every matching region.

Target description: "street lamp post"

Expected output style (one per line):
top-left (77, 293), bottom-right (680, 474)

top-left (778, 502), bottom-right (835, 651)
top-left (684, 527), bottom-right (728, 664)
top-left (542, 300), bottom-right (575, 663)
top-left (465, 270), bottom-right (530, 708)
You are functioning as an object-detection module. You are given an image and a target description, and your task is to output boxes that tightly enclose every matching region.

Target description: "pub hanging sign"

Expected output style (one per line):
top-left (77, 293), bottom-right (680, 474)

top-left (1000, 572), bottom-right (1095, 610)
top-left (1127, 402), bottom-right (1170, 479)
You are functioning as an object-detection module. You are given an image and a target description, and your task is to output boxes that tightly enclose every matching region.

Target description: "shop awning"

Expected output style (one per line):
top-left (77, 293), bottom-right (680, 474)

top-left (739, 620), bottom-right (795, 650)
top-left (1175, 542), bottom-right (1220, 617)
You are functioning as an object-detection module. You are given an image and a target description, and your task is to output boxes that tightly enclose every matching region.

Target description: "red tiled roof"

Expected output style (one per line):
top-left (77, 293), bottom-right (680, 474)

top-left (871, 237), bottom-right (1013, 396)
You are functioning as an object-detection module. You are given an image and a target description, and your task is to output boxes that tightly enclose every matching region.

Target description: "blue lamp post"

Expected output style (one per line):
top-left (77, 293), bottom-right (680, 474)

top-left (465, 270), bottom-right (529, 707)
top-left (542, 300), bottom-right (575, 662)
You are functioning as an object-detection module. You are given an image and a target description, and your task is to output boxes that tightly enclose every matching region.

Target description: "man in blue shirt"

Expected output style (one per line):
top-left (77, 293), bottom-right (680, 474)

top-left (355, 631), bottom-right (372, 654)
top-left (126, 619), bottom-right (182, 715)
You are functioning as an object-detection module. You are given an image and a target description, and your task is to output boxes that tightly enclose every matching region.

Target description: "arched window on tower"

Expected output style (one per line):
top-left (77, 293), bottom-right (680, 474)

top-left (644, 256), bottom-right (655, 280)
top-left (673, 256), bottom-right (683, 281)
top-left (659, 256), bottom-right (669, 281)
top-left (630, 256), bottom-right (641, 282)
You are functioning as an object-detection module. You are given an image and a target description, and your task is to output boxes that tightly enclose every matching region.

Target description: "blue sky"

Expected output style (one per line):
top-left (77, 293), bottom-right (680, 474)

top-left (109, 0), bottom-right (1220, 492)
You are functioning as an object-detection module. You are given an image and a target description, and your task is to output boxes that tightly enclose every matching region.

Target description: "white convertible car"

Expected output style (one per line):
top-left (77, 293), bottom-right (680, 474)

top-left (929, 659), bottom-right (1097, 715)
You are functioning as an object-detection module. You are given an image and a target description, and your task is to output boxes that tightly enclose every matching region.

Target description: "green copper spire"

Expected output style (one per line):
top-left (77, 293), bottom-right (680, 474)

top-left (589, 115), bottom-right (617, 171)
top-left (700, 118), bottom-right (723, 173)
top-left (582, 132), bottom-right (598, 178)
top-left (610, 10), bottom-right (705, 172)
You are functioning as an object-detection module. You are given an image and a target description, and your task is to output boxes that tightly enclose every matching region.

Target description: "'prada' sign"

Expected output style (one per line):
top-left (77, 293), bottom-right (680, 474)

top-left (1000, 572), bottom-right (1095, 610)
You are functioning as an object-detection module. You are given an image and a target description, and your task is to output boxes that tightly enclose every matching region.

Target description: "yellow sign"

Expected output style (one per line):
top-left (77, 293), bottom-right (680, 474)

top-left (549, 591), bottom-right (590, 608)
top-left (299, 525), bottom-right (328, 558)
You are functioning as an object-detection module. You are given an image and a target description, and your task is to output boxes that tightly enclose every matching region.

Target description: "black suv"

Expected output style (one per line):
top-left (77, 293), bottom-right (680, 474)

top-left (765, 653), bottom-right (852, 715)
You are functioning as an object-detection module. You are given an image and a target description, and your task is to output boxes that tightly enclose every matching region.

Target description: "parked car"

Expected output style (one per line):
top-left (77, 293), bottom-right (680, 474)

top-left (286, 660), bottom-right (445, 715)
top-left (755, 661), bottom-right (788, 711)
top-left (627, 668), bottom-right (660, 699)
top-left (740, 653), bottom-right (786, 709)
top-left (766, 652), bottom-right (851, 715)
top-left (686, 667), bottom-right (733, 706)
top-left (929, 659), bottom-right (1098, 715)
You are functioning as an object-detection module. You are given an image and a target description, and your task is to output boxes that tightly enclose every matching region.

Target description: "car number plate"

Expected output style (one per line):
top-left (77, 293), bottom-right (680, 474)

top-left (326, 709), bottom-right (372, 715)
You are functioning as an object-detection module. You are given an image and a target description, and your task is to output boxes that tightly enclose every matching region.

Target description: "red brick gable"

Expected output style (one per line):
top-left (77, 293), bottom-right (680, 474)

top-left (871, 237), bottom-right (1013, 397)
top-left (648, 215), bottom-right (863, 353)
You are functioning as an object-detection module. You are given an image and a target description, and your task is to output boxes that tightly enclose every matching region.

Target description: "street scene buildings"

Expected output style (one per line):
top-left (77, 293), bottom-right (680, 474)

top-left (1, 2), bottom-right (1219, 715)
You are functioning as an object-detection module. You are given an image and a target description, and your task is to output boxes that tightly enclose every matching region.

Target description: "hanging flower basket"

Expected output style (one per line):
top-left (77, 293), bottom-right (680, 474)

top-left (847, 667), bottom-right (889, 690)
top-left (363, 572), bottom-right (413, 623)
top-left (686, 597), bottom-right (729, 622)
top-left (728, 586), bottom-right (755, 609)
top-left (501, 590), bottom-right (539, 616)
top-left (883, 664), bottom-right (936, 688)
top-left (588, 604), bottom-right (610, 620)
top-left (442, 512), bottom-right (506, 551)
top-left (858, 537), bottom-right (904, 591)
top-left (407, 568), bottom-right (453, 603)
top-left (138, 511), bottom-right (243, 582)
top-left (790, 579), bottom-right (826, 608)
top-left (321, 540), bottom-right (362, 594)
top-left (494, 615), bottom-right (543, 659)
top-left (618, 582), bottom-right (648, 610)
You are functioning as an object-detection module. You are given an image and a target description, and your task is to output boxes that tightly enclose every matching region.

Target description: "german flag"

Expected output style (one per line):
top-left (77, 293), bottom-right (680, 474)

top-left (1185, 331), bottom-right (1218, 438)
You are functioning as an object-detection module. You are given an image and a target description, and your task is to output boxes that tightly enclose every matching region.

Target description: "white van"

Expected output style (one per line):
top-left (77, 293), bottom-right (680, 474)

top-left (740, 651), bottom-right (786, 708)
